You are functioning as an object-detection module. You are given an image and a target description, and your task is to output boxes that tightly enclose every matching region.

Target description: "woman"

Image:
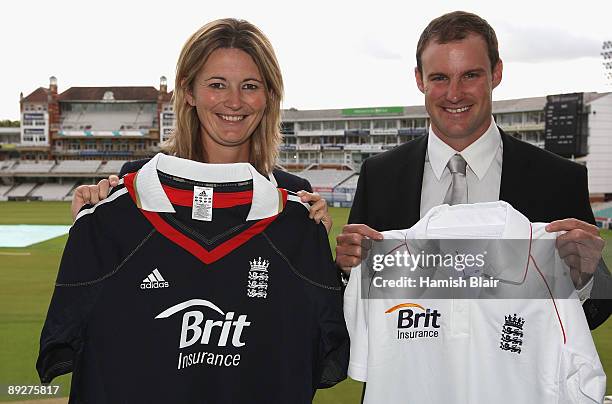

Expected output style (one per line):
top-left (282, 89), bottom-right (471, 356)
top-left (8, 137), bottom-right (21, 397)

top-left (42, 18), bottom-right (347, 403)
top-left (70, 20), bottom-right (331, 231)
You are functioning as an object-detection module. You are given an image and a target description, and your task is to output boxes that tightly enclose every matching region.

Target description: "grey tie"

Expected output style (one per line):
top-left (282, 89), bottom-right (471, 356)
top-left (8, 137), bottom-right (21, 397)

top-left (443, 154), bottom-right (468, 205)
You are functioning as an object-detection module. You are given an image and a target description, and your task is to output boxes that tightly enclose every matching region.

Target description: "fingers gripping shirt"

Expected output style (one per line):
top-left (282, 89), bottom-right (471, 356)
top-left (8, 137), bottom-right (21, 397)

top-left (344, 201), bottom-right (605, 404)
top-left (38, 153), bottom-right (348, 403)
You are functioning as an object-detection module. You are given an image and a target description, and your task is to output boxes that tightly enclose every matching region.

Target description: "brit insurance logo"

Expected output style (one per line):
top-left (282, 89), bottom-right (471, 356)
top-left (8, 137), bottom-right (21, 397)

top-left (155, 299), bottom-right (251, 370)
top-left (140, 268), bottom-right (169, 290)
top-left (385, 303), bottom-right (442, 340)
top-left (247, 257), bottom-right (269, 299)
top-left (499, 313), bottom-right (525, 354)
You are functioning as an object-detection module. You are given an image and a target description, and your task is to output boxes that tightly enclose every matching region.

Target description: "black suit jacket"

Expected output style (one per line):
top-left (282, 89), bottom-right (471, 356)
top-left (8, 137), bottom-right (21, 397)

top-left (118, 159), bottom-right (313, 193)
top-left (349, 129), bottom-right (611, 328)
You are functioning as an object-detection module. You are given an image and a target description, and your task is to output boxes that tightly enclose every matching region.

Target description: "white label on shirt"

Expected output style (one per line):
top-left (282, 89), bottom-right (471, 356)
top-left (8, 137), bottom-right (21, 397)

top-left (192, 186), bottom-right (213, 221)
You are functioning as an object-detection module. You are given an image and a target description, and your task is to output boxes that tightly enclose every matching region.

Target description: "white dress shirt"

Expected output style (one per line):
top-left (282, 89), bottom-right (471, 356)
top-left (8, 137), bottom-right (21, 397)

top-left (420, 117), bottom-right (502, 218)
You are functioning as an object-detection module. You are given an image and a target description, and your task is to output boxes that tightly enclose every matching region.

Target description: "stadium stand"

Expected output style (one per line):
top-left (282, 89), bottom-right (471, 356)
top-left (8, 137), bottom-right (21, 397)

top-left (297, 169), bottom-right (354, 189)
top-left (0, 184), bottom-right (12, 199)
top-left (60, 108), bottom-right (155, 132)
top-left (0, 160), bottom-right (15, 171)
top-left (98, 160), bottom-right (127, 175)
top-left (52, 160), bottom-right (101, 174)
top-left (6, 183), bottom-right (37, 198)
top-left (338, 175), bottom-right (359, 189)
top-left (291, 169), bottom-right (357, 207)
top-left (11, 161), bottom-right (55, 174)
top-left (63, 185), bottom-right (77, 201)
top-left (30, 182), bottom-right (76, 201)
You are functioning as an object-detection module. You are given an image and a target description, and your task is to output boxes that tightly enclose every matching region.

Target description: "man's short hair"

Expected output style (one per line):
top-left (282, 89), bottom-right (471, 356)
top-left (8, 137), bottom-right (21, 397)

top-left (416, 11), bottom-right (499, 74)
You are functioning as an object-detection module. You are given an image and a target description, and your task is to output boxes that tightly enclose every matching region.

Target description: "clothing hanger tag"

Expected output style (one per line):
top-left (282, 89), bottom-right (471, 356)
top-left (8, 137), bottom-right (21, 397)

top-left (192, 186), bottom-right (213, 221)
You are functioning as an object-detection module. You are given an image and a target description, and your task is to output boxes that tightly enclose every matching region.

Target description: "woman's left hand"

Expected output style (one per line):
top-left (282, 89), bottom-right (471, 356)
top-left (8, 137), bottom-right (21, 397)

top-left (297, 191), bottom-right (332, 233)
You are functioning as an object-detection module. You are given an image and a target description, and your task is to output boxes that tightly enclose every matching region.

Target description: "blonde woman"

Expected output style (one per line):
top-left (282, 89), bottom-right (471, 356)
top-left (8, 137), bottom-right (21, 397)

top-left (71, 19), bottom-right (331, 231)
top-left (42, 18), bottom-right (348, 403)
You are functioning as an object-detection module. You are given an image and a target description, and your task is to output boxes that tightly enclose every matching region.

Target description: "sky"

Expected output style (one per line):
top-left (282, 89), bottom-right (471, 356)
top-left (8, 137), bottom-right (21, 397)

top-left (2, 0), bottom-right (612, 120)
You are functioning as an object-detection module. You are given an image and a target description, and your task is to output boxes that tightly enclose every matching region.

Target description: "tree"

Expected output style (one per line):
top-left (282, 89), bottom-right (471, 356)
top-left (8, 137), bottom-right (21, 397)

top-left (0, 120), bottom-right (20, 127)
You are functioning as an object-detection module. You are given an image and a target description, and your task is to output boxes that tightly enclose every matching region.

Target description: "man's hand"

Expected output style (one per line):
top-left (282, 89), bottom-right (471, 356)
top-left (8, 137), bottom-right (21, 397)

top-left (545, 218), bottom-right (605, 290)
top-left (71, 175), bottom-right (120, 221)
top-left (297, 190), bottom-right (333, 233)
top-left (335, 224), bottom-right (383, 272)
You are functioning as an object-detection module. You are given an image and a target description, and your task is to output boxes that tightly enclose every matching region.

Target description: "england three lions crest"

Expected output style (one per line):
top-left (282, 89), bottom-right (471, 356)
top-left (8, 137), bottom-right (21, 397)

top-left (247, 257), bottom-right (269, 299)
top-left (499, 313), bottom-right (525, 354)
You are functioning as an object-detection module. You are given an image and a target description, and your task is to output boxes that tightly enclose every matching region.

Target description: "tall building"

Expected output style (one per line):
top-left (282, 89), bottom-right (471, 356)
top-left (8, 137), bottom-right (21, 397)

top-left (18, 76), bottom-right (173, 161)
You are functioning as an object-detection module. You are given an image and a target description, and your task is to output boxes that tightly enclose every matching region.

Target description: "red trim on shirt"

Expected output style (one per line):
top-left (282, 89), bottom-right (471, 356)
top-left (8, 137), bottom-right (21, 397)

top-left (160, 184), bottom-right (253, 208)
top-left (124, 172), bottom-right (284, 264)
top-left (529, 256), bottom-right (567, 344)
top-left (528, 223), bottom-right (567, 345)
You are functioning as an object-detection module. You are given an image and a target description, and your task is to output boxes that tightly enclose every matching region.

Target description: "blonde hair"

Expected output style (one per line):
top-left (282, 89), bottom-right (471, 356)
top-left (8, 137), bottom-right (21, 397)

top-left (165, 18), bottom-right (284, 174)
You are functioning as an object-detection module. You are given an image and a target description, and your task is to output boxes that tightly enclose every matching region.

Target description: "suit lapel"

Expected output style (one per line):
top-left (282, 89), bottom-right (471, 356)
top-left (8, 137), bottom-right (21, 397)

top-left (499, 128), bottom-right (531, 211)
top-left (398, 134), bottom-right (428, 228)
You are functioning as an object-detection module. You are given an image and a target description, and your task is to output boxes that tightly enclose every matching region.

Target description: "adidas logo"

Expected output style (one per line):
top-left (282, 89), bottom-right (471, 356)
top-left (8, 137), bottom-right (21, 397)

top-left (140, 268), bottom-right (170, 290)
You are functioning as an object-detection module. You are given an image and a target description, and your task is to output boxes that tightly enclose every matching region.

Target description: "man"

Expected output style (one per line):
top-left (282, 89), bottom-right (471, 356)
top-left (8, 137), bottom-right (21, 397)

top-left (336, 11), bottom-right (610, 329)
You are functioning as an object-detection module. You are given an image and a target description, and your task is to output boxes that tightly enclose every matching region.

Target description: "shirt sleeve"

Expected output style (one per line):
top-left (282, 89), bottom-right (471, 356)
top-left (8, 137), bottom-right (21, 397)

top-left (576, 276), bottom-right (594, 303)
top-left (301, 223), bottom-right (349, 389)
top-left (552, 245), bottom-right (606, 403)
top-left (557, 298), bottom-right (606, 403)
top-left (37, 210), bottom-right (119, 383)
top-left (268, 211), bottom-right (349, 389)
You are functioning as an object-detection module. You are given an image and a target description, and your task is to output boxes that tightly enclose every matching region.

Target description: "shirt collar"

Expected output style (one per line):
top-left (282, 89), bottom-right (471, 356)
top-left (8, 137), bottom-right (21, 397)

top-left (412, 201), bottom-right (532, 282)
top-left (415, 201), bottom-right (530, 239)
top-left (427, 117), bottom-right (501, 180)
top-left (134, 153), bottom-right (281, 221)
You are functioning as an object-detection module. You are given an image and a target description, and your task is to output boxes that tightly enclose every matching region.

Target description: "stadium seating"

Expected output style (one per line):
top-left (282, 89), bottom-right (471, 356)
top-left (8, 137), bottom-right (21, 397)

top-left (0, 184), bottom-right (12, 197)
top-left (98, 160), bottom-right (126, 175)
top-left (30, 182), bottom-right (76, 201)
top-left (5, 183), bottom-right (37, 198)
top-left (297, 169), bottom-right (354, 189)
top-left (291, 169), bottom-right (358, 208)
top-left (0, 160), bottom-right (15, 171)
top-left (52, 160), bottom-right (101, 174)
top-left (61, 109), bottom-right (155, 132)
top-left (338, 175), bottom-right (359, 189)
top-left (11, 161), bottom-right (55, 174)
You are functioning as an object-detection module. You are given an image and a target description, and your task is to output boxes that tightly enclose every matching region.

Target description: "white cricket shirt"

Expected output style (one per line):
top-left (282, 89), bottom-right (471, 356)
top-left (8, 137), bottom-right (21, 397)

top-left (344, 201), bottom-right (605, 404)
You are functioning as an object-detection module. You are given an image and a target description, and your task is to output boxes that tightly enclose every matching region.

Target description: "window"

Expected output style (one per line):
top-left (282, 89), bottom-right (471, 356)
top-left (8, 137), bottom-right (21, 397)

top-left (373, 119), bottom-right (397, 130)
top-left (281, 122), bottom-right (295, 134)
top-left (525, 111), bottom-right (544, 124)
top-left (401, 118), bottom-right (427, 128)
top-left (299, 121), bottom-right (321, 131)
top-left (498, 113), bottom-right (522, 126)
top-left (348, 120), bottom-right (370, 130)
top-left (322, 121), bottom-right (345, 131)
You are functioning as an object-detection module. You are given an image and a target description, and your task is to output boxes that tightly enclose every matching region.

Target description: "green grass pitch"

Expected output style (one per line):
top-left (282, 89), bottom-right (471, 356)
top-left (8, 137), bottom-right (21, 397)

top-left (0, 202), bottom-right (609, 402)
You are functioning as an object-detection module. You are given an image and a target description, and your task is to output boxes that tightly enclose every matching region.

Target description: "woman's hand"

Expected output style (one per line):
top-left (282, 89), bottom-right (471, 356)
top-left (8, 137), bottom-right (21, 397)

top-left (297, 191), bottom-right (332, 233)
top-left (71, 175), bottom-right (120, 221)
